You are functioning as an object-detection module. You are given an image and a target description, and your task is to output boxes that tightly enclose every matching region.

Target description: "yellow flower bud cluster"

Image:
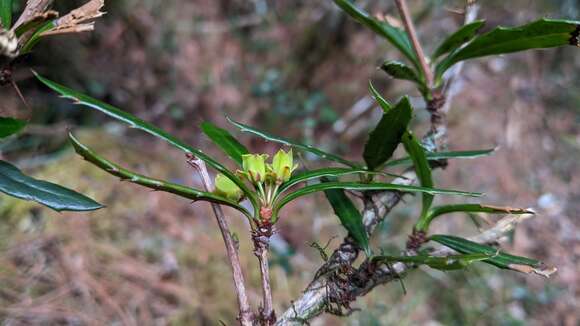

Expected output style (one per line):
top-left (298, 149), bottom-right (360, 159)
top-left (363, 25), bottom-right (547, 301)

top-left (212, 149), bottom-right (298, 208)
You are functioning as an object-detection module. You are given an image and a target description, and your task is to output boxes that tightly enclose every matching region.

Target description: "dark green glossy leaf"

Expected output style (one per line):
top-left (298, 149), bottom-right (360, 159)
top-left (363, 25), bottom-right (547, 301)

top-left (0, 117), bottom-right (26, 138)
top-left (0, 159), bottom-right (103, 212)
top-left (429, 235), bottom-right (557, 277)
top-left (363, 96), bottom-right (413, 171)
top-left (34, 73), bottom-right (257, 207)
top-left (69, 134), bottom-right (253, 220)
top-left (324, 187), bottom-right (370, 256)
top-left (275, 181), bottom-right (482, 214)
top-left (373, 252), bottom-right (492, 271)
top-left (368, 81), bottom-right (391, 112)
top-left (416, 204), bottom-right (534, 231)
top-left (384, 148), bottom-right (496, 167)
top-left (227, 117), bottom-right (359, 168)
top-left (201, 121), bottom-right (249, 166)
top-left (401, 131), bottom-right (433, 218)
top-left (436, 19), bottom-right (580, 80)
top-left (380, 61), bottom-right (424, 90)
top-left (333, 0), bottom-right (419, 70)
top-left (432, 20), bottom-right (485, 59)
top-left (0, 0), bottom-right (12, 28)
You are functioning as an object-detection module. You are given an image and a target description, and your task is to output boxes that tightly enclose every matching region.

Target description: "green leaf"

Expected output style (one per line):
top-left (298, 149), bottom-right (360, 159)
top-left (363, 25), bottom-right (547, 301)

top-left (0, 0), bottom-right (12, 28)
top-left (380, 61), bottom-right (425, 91)
top-left (34, 73), bottom-right (258, 208)
top-left (324, 187), bottom-right (370, 256)
top-left (363, 96), bottom-right (413, 171)
top-left (0, 117), bottom-right (26, 138)
top-left (69, 134), bottom-right (253, 220)
top-left (274, 181), bottom-right (482, 215)
top-left (227, 117), bottom-right (359, 168)
top-left (20, 21), bottom-right (55, 53)
top-left (368, 81), bottom-right (391, 112)
top-left (280, 168), bottom-right (403, 194)
top-left (373, 253), bottom-right (492, 271)
top-left (279, 167), bottom-right (379, 194)
top-left (436, 19), bottom-right (580, 80)
top-left (333, 0), bottom-right (420, 71)
top-left (0, 159), bottom-right (103, 212)
top-left (416, 204), bottom-right (534, 231)
top-left (384, 148), bottom-right (496, 168)
top-left (432, 20), bottom-right (485, 59)
top-left (429, 235), bottom-right (557, 277)
top-left (201, 121), bottom-right (249, 166)
top-left (401, 131), bottom-right (433, 219)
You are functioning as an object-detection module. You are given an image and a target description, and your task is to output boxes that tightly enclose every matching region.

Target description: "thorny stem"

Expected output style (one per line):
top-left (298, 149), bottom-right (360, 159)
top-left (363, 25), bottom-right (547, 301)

top-left (187, 156), bottom-right (254, 326)
top-left (253, 226), bottom-right (275, 325)
top-left (394, 0), bottom-right (434, 89)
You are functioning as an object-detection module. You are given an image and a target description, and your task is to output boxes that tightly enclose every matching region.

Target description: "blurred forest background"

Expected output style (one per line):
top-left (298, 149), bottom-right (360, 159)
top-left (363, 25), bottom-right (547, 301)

top-left (0, 0), bottom-right (579, 325)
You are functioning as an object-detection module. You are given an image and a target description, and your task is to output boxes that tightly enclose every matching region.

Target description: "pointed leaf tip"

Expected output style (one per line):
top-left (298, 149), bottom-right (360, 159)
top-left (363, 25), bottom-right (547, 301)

top-left (0, 159), bottom-right (103, 211)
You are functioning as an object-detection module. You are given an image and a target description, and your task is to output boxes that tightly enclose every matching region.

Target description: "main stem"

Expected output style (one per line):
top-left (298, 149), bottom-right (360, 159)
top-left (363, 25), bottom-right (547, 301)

top-left (188, 157), bottom-right (253, 326)
top-left (253, 226), bottom-right (275, 325)
top-left (394, 0), bottom-right (434, 88)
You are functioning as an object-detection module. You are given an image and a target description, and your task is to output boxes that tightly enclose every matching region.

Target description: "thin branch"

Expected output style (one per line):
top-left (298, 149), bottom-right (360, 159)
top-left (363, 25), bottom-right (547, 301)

top-left (394, 0), bottom-right (433, 88)
top-left (10, 79), bottom-right (32, 112)
top-left (253, 227), bottom-right (275, 325)
top-left (187, 158), bottom-right (254, 326)
top-left (426, 2), bottom-right (480, 149)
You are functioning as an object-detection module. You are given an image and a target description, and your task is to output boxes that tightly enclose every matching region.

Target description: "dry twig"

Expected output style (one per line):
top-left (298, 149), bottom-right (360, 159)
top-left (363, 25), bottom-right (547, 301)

top-left (186, 155), bottom-right (254, 326)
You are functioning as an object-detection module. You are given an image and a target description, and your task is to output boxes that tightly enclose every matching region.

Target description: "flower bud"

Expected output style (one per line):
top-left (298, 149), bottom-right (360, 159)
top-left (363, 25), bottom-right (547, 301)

top-left (214, 173), bottom-right (243, 202)
top-left (241, 154), bottom-right (268, 184)
top-left (270, 149), bottom-right (298, 184)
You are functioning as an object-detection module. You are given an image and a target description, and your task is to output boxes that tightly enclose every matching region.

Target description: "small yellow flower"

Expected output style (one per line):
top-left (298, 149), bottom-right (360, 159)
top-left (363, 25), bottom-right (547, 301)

top-left (270, 149), bottom-right (298, 184)
top-left (214, 173), bottom-right (243, 202)
top-left (241, 154), bottom-right (268, 184)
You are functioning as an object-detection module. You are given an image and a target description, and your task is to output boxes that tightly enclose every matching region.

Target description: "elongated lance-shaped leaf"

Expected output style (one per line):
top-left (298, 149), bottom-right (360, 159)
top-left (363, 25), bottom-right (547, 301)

top-left (34, 73), bottom-right (258, 208)
top-left (227, 117), bottom-right (359, 168)
top-left (416, 204), bottom-right (534, 231)
top-left (0, 160), bottom-right (103, 212)
top-left (368, 81), bottom-right (391, 112)
top-left (20, 21), bottom-right (55, 53)
top-left (69, 134), bottom-right (253, 220)
top-left (278, 167), bottom-right (402, 194)
top-left (402, 131), bottom-right (433, 219)
top-left (363, 96), bottom-right (413, 171)
top-left (324, 185), bottom-right (370, 256)
top-left (333, 0), bottom-right (420, 71)
top-left (201, 121), bottom-right (249, 166)
top-left (0, 117), bottom-right (26, 138)
top-left (436, 19), bottom-right (580, 80)
top-left (384, 148), bottom-right (496, 168)
top-left (381, 61), bottom-right (426, 94)
top-left (0, 0), bottom-right (12, 28)
top-left (432, 20), bottom-right (485, 59)
top-left (429, 235), bottom-right (557, 278)
top-left (274, 181), bottom-right (482, 216)
top-left (372, 252), bottom-right (492, 271)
